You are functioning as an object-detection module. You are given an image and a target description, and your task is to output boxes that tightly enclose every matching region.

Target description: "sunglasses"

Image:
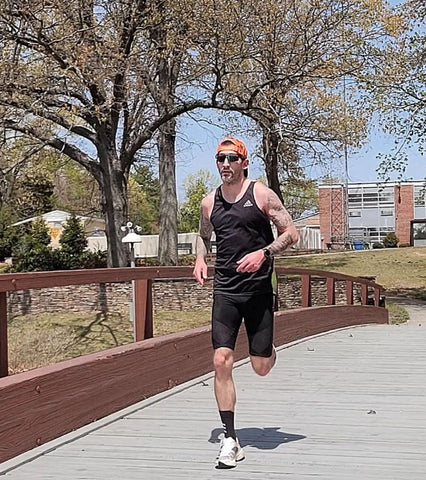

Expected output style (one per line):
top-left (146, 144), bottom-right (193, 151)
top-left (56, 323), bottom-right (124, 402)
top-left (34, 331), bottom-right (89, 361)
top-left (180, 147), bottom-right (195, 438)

top-left (216, 154), bottom-right (241, 163)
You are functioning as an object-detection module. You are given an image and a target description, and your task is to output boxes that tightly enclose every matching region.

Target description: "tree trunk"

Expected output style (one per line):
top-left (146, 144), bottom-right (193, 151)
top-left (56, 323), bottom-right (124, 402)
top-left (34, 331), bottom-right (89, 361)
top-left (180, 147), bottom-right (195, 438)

top-left (158, 119), bottom-right (178, 265)
top-left (98, 150), bottom-right (129, 268)
top-left (262, 127), bottom-right (284, 203)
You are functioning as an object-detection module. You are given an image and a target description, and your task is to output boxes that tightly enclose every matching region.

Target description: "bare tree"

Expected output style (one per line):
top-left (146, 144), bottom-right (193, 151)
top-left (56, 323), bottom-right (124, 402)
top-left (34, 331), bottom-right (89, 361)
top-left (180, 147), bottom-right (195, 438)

top-left (0, 0), bottom-right (403, 267)
top-left (0, 0), bottom-right (213, 266)
top-left (190, 0), bottom-right (400, 199)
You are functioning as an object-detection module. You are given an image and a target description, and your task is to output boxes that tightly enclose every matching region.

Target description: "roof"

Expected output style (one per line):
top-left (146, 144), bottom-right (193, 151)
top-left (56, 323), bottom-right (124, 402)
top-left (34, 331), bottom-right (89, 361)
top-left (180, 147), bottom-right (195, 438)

top-left (11, 210), bottom-right (104, 227)
top-left (293, 211), bottom-right (320, 227)
top-left (319, 180), bottom-right (426, 189)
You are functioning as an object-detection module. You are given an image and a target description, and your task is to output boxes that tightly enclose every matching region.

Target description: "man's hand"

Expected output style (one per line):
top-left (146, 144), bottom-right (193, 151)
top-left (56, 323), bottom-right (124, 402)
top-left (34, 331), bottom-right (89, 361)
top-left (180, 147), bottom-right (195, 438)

top-left (193, 258), bottom-right (208, 285)
top-left (236, 249), bottom-right (265, 273)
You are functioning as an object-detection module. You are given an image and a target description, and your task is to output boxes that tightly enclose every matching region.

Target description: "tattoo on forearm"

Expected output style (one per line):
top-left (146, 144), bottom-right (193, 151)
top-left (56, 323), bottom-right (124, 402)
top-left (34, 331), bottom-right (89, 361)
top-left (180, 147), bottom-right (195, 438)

top-left (266, 191), bottom-right (297, 254)
top-left (196, 236), bottom-right (210, 257)
top-left (197, 209), bottom-right (212, 257)
top-left (268, 233), bottom-right (294, 254)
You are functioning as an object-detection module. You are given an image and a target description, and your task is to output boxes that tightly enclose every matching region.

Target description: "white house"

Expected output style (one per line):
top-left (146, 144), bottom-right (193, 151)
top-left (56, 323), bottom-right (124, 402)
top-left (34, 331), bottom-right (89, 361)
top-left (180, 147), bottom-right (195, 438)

top-left (12, 210), bottom-right (105, 248)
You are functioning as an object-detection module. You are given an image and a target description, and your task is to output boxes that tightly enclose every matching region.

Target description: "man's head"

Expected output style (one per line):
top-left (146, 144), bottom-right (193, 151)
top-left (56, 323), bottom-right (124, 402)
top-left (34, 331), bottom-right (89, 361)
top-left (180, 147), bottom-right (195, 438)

top-left (215, 137), bottom-right (249, 183)
top-left (216, 137), bottom-right (248, 159)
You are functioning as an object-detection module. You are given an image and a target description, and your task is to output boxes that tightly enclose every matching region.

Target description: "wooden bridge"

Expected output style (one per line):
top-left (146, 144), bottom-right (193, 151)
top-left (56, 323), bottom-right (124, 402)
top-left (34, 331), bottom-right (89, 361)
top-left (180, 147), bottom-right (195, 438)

top-left (2, 266), bottom-right (422, 479)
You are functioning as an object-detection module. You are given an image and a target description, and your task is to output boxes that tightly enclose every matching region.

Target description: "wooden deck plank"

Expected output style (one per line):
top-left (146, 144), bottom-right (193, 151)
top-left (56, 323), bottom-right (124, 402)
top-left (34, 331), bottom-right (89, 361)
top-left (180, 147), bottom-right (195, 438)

top-left (1, 323), bottom-right (426, 479)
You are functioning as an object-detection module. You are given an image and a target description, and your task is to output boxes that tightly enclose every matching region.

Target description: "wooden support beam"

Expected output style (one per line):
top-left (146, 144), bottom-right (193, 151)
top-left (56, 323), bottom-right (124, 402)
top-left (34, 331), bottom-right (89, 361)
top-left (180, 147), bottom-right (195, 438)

top-left (0, 292), bottom-right (8, 377)
top-left (134, 279), bottom-right (153, 341)
top-left (345, 280), bottom-right (354, 305)
top-left (374, 287), bottom-right (381, 306)
top-left (361, 284), bottom-right (368, 305)
top-left (327, 277), bottom-right (336, 305)
top-left (301, 275), bottom-right (311, 307)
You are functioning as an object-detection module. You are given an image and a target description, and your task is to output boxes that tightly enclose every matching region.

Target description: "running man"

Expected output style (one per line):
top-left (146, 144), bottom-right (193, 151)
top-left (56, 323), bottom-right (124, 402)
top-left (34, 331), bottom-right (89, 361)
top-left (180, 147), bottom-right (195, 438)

top-left (193, 137), bottom-right (298, 468)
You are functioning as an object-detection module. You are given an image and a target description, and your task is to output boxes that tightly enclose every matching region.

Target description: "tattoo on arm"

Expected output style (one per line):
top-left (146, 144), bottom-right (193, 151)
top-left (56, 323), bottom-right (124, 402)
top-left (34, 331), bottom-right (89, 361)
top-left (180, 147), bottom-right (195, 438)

top-left (268, 232), bottom-right (294, 254)
top-left (265, 191), bottom-right (298, 255)
top-left (196, 206), bottom-right (212, 257)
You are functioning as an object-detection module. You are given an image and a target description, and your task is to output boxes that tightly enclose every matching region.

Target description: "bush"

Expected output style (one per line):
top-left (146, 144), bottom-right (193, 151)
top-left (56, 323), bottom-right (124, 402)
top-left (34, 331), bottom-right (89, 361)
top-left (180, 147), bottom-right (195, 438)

top-left (0, 208), bottom-right (19, 261)
top-left (383, 232), bottom-right (399, 248)
top-left (13, 245), bottom-right (63, 272)
top-left (11, 214), bottom-right (107, 271)
top-left (81, 250), bottom-right (108, 269)
top-left (372, 242), bottom-right (384, 249)
top-left (12, 217), bottom-right (61, 272)
top-left (59, 214), bottom-right (88, 269)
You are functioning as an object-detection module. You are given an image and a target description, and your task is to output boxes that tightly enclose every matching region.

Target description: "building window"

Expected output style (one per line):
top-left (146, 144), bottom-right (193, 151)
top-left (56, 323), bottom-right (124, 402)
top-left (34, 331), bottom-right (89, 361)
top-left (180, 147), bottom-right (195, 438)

top-left (348, 185), bottom-right (394, 209)
top-left (379, 189), bottom-right (394, 204)
top-left (414, 186), bottom-right (426, 207)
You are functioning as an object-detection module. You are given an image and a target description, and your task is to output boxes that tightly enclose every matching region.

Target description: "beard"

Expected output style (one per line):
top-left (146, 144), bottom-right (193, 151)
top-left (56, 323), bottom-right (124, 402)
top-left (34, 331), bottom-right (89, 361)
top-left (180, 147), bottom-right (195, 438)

top-left (220, 168), bottom-right (243, 184)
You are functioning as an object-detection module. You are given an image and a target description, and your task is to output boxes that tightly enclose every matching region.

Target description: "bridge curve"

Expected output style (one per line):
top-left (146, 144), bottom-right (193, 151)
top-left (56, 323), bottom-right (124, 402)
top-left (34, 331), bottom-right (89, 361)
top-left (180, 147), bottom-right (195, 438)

top-left (0, 266), bottom-right (387, 463)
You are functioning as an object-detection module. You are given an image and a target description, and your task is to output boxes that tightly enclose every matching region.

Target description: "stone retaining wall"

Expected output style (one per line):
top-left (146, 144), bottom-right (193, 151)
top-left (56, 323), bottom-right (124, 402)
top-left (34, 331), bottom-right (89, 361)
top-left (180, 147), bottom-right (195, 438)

top-left (7, 277), bottom-right (364, 318)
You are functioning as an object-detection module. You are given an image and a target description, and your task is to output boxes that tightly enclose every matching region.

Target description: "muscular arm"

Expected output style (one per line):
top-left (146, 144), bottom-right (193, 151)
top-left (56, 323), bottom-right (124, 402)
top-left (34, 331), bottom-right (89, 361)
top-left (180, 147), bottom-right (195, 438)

top-left (193, 192), bottom-right (214, 285)
top-left (196, 202), bottom-right (213, 259)
top-left (264, 188), bottom-right (299, 255)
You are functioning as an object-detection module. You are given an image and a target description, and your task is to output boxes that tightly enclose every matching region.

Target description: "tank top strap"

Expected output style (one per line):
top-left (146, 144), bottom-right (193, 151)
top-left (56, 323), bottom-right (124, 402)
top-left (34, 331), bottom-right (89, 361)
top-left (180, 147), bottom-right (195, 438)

top-left (215, 181), bottom-right (256, 206)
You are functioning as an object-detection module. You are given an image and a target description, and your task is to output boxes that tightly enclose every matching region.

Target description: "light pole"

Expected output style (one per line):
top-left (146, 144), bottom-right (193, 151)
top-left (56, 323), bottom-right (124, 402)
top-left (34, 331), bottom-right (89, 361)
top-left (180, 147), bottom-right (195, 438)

top-left (121, 222), bottom-right (142, 341)
top-left (121, 222), bottom-right (142, 267)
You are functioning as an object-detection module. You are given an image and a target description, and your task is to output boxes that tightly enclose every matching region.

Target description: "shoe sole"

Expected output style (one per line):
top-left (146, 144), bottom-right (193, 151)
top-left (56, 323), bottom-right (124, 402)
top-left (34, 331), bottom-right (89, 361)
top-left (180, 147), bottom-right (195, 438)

top-left (215, 451), bottom-right (245, 469)
top-left (215, 457), bottom-right (245, 469)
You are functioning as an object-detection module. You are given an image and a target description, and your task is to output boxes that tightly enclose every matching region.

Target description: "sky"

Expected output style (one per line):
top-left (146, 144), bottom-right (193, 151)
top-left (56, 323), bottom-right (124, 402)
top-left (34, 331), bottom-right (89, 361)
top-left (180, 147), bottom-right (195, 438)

top-left (174, 112), bottom-right (424, 202)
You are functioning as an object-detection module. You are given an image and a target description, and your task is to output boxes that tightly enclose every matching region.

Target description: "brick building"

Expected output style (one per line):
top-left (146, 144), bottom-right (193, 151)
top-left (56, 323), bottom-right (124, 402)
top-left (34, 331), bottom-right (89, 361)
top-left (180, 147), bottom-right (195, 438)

top-left (319, 181), bottom-right (426, 247)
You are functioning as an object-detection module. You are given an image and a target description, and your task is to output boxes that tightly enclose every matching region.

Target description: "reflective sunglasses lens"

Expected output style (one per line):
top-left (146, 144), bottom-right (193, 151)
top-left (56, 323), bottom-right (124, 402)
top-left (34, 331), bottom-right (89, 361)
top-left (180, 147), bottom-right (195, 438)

top-left (216, 154), bottom-right (240, 163)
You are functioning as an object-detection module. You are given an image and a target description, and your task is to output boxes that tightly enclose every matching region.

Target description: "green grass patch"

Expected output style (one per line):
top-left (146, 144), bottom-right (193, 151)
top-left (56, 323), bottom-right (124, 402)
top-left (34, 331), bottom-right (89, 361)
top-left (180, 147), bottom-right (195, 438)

top-left (386, 303), bottom-right (410, 325)
top-left (8, 309), bottom-right (211, 374)
top-left (280, 246), bottom-right (426, 298)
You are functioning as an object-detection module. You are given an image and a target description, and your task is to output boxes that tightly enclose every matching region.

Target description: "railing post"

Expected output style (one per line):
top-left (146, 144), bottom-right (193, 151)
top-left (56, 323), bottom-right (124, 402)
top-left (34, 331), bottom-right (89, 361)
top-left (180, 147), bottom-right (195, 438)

top-left (326, 277), bottom-right (336, 305)
top-left (361, 284), bottom-right (368, 305)
top-left (134, 279), bottom-right (153, 341)
top-left (301, 275), bottom-right (311, 307)
top-left (345, 280), bottom-right (354, 305)
top-left (374, 286), bottom-right (381, 306)
top-left (0, 292), bottom-right (8, 377)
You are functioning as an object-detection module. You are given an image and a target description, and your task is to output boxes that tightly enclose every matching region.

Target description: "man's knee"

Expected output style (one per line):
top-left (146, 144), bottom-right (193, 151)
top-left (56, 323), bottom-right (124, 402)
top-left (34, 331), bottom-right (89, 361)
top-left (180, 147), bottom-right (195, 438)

top-left (250, 357), bottom-right (272, 377)
top-left (213, 348), bottom-right (234, 372)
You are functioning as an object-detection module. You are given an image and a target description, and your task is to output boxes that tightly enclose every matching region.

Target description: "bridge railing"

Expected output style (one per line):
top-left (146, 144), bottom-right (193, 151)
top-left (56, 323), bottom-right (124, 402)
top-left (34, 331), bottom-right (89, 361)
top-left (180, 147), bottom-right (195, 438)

top-left (0, 266), bottom-right (387, 464)
top-left (0, 266), bottom-right (384, 378)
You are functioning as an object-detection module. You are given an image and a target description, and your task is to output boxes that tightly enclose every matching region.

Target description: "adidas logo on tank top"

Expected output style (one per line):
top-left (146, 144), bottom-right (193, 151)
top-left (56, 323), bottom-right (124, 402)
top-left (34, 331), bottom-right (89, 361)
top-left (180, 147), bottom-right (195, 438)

top-left (243, 199), bottom-right (253, 207)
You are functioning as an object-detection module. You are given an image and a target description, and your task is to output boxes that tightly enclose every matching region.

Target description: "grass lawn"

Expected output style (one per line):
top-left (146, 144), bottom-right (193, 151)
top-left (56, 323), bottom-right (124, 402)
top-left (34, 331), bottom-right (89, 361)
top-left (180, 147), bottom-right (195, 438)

top-left (279, 246), bottom-right (426, 300)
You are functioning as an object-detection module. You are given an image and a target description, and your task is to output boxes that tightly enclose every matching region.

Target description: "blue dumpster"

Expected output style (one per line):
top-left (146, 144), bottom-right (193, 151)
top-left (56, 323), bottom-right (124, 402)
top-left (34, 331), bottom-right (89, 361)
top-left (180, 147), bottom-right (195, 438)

top-left (353, 240), bottom-right (364, 250)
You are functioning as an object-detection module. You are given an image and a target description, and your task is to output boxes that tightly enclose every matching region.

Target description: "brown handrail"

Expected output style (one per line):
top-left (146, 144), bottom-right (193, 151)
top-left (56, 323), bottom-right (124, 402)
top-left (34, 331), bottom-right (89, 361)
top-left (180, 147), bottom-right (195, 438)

top-left (0, 266), bottom-right (384, 377)
top-left (274, 267), bottom-right (383, 309)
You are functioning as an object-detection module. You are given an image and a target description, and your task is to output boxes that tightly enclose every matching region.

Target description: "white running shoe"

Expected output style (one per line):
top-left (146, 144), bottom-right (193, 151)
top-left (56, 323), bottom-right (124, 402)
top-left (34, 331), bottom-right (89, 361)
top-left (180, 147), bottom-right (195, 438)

top-left (215, 437), bottom-right (245, 469)
top-left (272, 344), bottom-right (277, 368)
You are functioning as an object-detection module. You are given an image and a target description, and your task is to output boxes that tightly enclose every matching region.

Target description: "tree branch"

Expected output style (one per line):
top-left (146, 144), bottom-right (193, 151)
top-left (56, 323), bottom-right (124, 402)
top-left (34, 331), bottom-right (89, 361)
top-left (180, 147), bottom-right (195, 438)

top-left (3, 119), bottom-right (100, 179)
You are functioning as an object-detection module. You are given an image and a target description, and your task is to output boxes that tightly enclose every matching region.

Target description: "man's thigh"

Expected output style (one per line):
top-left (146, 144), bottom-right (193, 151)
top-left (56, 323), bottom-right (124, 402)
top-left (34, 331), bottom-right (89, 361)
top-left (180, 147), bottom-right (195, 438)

top-left (211, 294), bottom-right (243, 350)
top-left (243, 293), bottom-right (274, 357)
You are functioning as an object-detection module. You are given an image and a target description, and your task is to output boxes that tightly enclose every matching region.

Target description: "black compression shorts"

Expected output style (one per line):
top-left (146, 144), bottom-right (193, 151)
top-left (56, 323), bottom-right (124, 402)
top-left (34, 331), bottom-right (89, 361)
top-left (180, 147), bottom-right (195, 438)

top-left (211, 292), bottom-right (274, 357)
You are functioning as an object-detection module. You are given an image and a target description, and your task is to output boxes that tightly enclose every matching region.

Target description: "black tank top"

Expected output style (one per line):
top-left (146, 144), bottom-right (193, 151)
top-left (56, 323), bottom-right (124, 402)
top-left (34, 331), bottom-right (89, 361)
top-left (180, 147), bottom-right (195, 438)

top-left (210, 181), bottom-right (274, 295)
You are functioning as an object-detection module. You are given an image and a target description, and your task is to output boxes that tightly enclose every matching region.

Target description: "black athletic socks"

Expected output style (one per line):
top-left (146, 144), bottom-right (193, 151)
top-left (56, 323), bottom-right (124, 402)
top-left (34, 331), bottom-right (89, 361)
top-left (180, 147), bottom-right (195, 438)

top-left (219, 410), bottom-right (236, 439)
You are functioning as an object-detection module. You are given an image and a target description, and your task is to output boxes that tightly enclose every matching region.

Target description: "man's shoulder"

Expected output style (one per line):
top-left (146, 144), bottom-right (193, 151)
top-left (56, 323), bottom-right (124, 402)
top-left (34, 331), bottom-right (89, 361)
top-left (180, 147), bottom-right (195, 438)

top-left (201, 188), bottom-right (216, 208)
top-left (253, 180), bottom-right (273, 205)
